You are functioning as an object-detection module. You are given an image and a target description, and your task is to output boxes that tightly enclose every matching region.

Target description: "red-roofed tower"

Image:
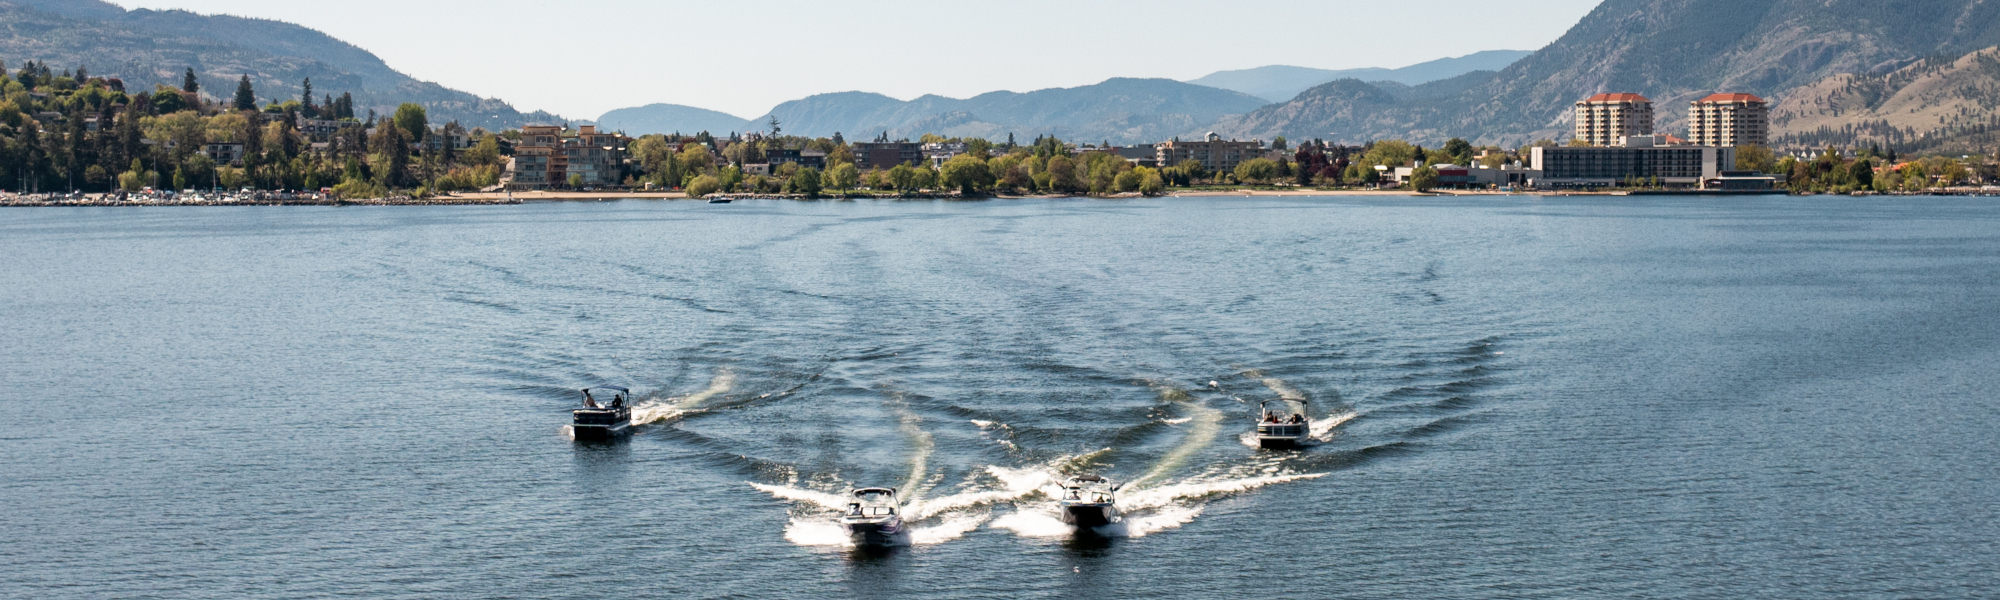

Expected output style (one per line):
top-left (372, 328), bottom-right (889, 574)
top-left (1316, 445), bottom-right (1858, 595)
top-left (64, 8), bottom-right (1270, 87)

top-left (1574, 93), bottom-right (1655, 146)
top-left (1689, 93), bottom-right (1768, 147)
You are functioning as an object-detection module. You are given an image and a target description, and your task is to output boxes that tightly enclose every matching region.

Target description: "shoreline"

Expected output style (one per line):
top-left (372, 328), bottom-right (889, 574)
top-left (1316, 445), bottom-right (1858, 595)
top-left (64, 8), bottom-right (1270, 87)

top-left (7, 188), bottom-right (1994, 207)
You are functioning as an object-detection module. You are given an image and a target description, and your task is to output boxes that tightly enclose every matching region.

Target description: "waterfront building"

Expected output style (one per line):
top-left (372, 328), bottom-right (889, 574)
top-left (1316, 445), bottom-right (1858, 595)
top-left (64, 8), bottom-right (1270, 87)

top-left (1574, 93), bottom-right (1654, 146)
top-left (563, 125), bottom-right (628, 187)
top-left (507, 125), bottom-right (565, 189)
top-left (1688, 93), bottom-right (1769, 147)
top-left (201, 142), bottom-right (244, 165)
top-left (852, 141), bottom-right (923, 171)
top-left (1531, 135), bottom-right (1735, 188)
top-left (1155, 133), bottom-right (1264, 173)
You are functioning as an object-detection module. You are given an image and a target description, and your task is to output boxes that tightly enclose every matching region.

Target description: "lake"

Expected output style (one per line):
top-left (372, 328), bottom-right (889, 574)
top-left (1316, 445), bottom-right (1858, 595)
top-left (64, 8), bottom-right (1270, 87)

top-left (3, 196), bottom-right (1996, 599)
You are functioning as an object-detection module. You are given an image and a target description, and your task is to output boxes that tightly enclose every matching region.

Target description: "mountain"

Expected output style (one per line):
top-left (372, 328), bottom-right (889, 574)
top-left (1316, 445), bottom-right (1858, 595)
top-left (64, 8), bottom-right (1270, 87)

top-left (743, 78), bottom-right (1272, 144)
top-left (1188, 51), bottom-right (1533, 102)
top-left (0, 0), bottom-right (560, 129)
top-left (1771, 47), bottom-right (2000, 153)
top-left (1211, 0), bottom-right (2000, 147)
top-left (596, 104), bottom-right (749, 136)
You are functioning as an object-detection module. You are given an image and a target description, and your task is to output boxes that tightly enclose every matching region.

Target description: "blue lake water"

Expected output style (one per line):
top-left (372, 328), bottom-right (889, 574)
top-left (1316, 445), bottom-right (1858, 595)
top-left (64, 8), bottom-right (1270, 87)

top-left (2, 196), bottom-right (1997, 599)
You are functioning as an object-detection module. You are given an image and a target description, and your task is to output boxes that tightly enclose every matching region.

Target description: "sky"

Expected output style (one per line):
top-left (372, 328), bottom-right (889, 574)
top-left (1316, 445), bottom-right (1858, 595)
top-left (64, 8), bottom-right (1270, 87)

top-left (112, 0), bottom-right (1604, 120)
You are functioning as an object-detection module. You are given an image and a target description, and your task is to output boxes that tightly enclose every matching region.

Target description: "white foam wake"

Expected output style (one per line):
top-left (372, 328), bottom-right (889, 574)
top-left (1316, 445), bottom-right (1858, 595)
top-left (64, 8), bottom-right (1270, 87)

top-left (630, 370), bottom-right (737, 425)
top-left (1118, 473), bottom-right (1326, 512)
top-left (748, 483), bottom-right (852, 512)
top-left (1312, 411), bottom-right (1358, 441)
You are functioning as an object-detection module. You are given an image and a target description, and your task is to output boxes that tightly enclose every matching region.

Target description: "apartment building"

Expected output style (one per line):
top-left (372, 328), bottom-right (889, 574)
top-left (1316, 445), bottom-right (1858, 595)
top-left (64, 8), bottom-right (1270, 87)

top-left (1532, 135), bottom-right (1734, 188)
top-left (1155, 133), bottom-right (1264, 173)
top-left (1688, 93), bottom-right (1769, 147)
top-left (852, 141), bottom-right (923, 171)
top-left (1574, 93), bottom-right (1654, 146)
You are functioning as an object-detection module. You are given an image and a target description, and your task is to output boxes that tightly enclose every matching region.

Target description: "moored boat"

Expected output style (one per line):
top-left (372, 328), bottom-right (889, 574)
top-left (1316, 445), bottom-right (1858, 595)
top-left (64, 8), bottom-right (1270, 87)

top-left (571, 386), bottom-right (633, 440)
top-left (1256, 399), bottom-right (1311, 449)
top-left (1057, 475), bottom-right (1121, 529)
top-left (841, 488), bottom-right (907, 546)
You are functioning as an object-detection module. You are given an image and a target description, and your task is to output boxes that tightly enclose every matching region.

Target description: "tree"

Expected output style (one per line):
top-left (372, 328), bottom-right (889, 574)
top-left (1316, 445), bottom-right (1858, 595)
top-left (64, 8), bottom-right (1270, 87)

top-left (1046, 155), bottom-right (1080, 192)
top-left (567, 173), bottom-right (584, 188)
top-left (393, 104), bottom-right (428, 146)
top-left (1735, 144), bottom-right (1777, 173)
top-left (1272, 136), bottom-right (1287, 151)
top-left (827, 162), bottom-right (859, 193)
top-left (1409, 165), bottom-right (1439, 192)
top-left (1441, 138), bottom-right (1474, 165)
top-left (1361, 140), bottom-right (1418, 168)
top-left (788, 167), bottom-right (822, 197)
top-left (232, 76), bottom-right (256, 111)
top-left (686, 174), bottom-right (720, 197)
top-left (181, 68), bottom-right (199, 93)
top-left (1235, 158), bottom-right (1280, 184)
top-left (1136, 167), bottom-right (1166, 196)
top-left (152, 89), bottom-right (187, 114)
top-left (939, 154), bottom-right (994, 195)
top-left (300, 78), bottom-right (314, 114)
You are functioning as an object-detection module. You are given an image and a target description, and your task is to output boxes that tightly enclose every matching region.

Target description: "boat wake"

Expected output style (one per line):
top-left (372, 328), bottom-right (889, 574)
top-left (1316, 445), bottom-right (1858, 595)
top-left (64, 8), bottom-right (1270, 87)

top-left (751, 464), bottom-right (1056, 548)
top-left (629, 370), bottom-right (737, 425)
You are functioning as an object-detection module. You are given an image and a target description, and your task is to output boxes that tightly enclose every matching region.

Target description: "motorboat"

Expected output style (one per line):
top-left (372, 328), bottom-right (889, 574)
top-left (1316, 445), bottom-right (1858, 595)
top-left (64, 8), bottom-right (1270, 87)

top-left (841, 488), bottom-right (907, 546)
top-left (1057, 475), bottom-right (1122, 528)
top-left (1256, 398), bottom-right (1312, 449)
top-left (571, 386), bottom-right (633, 440)
top-left (707, 197), bottom-right (733, 204)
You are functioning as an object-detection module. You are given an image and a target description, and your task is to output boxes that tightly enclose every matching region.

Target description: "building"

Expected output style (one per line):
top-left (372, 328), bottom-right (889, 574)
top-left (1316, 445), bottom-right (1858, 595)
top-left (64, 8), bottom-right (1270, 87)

top-left (852, 141), bottom-right (923, 171)
top-left (201, 142), bottom-right (245, 165)
top-left (1531, 135), bottom-right (1735, 188)
top-left (1688, 93), bottom-right (1769, 147)
top-left (507, 125), bottom-right (565, 189)
top-left (1155, 133), bottom-right (1264, 174)
top-left (562, 125), bottom-right (628, 187)
top-left (1574, 93), bottom-right (1654, 146)
top-left (296, 116), bottom-right (356, 140)
top-left (423, 128), bottom-right (471, 153)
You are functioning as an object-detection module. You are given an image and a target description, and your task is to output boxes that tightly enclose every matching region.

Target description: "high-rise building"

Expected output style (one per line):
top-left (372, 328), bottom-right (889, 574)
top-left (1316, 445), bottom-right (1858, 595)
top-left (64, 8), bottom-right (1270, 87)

top-left (1574, 93), bottom-right (1654, 146)
top-left (1688, 93), bottom-right (1768, 147)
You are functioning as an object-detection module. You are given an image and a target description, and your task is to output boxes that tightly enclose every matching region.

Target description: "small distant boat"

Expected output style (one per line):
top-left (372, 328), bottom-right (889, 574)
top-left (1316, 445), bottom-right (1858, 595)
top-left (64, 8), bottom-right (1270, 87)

top-left (1058, 475), bottom-right (1121, 528)
top-left (1256, 399), bottom-right (1311, 449)
top-left (708, 197), bottom-right (733, 204)
top-left (841, 488), bottom-right (907, 546)
top-left (571, 386), bottom-right (633, 440)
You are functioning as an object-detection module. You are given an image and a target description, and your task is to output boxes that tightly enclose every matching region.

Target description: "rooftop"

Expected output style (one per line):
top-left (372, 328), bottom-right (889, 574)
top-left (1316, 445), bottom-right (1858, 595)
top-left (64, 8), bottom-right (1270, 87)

top-left (1696, 93), bottom-right (1766, 103)
top-left (1582, 93), bottom-right (1652, 103)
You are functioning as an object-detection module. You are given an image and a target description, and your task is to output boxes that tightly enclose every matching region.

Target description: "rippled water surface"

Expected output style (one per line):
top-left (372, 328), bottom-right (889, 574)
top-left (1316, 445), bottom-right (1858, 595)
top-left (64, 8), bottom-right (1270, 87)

top-left (4, 196), bottom-right (1997, 599)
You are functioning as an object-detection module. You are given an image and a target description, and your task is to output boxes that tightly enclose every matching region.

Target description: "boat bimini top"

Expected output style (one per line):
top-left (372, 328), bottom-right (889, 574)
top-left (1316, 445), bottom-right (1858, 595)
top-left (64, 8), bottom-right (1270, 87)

top-left (848, 488), bottom-right (900, 517)
top-left (1259, 398), bottom-right (1308, 424)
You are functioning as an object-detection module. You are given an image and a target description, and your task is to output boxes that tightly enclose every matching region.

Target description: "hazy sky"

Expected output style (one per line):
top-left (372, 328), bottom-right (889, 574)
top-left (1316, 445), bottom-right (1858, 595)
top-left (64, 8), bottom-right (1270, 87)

top-left (113, 0), bottom-right (1603, 120)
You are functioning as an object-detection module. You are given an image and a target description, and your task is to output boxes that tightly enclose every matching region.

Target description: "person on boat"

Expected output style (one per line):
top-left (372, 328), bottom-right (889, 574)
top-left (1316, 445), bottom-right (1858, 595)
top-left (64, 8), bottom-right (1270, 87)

top-left (582, 390), bottom-right (599, 409)
top-left (610, 394), bottom-right (624, 409)
top-left (1289, 414), bottom-right (1305, 424)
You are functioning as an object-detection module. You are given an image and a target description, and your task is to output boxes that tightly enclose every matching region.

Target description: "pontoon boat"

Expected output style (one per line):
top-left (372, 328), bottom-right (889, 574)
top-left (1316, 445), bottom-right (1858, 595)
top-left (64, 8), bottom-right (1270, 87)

top-left (1256, 398), bottom-right (1311, 449)
top-left (571, 386), bottom-right (633, 440)
top-left (841, 488), bottom-right (907, 546)
top-left (1058, 475), bottom-right (1122, 528)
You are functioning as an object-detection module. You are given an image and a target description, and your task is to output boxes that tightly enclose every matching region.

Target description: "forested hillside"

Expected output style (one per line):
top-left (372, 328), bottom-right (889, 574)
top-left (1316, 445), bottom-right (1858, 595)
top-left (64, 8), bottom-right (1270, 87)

top-left (0, 0), bottom-right (558, 129)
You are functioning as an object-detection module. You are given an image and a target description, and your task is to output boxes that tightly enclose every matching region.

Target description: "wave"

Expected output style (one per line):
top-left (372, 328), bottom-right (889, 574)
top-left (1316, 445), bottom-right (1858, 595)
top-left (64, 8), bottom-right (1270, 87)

top-left (1129, 382), bottom-right (1222, 490)
top-left (629, 369), bottom-right (737, 425)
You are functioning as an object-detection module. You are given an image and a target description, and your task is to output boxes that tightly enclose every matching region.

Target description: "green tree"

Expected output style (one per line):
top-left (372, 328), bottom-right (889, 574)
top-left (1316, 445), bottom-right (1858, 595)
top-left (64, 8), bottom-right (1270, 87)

top-left (567, 173), bottom-right (584, 188)
top-left (1272, 136), bottom-right (1288, 151)
top-left (686, 174), bottom-right (721, 197)
top-left (939, 154), bottom-right (994, 195)
top-left (788, 167), bottom-right (822, 197)
top-left (1114, 169), bottom-right (1141, 192)
top-left (1441, 138), bottom-right (1474, 165)
top-left (393, 104), bottom-right (428, 146)
top-left (1136, 167), bottom-right (1165, 196)
top-left (827, 162), bottom-right (859, 193)
top-left (1046, 155), bottom-right (1080, 192)
top-left (1409, 165), bottom-right (1439, 192)
top-left (233, 76), bottom-right (256, 111)
top-left (1735, 145), bottom-right (1777, 173)
top-left (1362, 140), bottom-right (1418, 168)
top-left (1235, 158), bottom-right (1280, 184)
top-left (181, 68), bottom-right (199, 93)
top-left (152, 89), bottom-right (187, 114)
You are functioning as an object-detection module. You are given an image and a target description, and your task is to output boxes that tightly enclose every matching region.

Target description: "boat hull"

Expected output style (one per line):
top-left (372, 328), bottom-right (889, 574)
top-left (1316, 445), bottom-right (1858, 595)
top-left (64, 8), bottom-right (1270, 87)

top-left (571, 421), bottom-right (630, 440)
top-left (843, 519), bottom-right (905, 546)
top-left (1258, 435), bottom-right (1307, 449)
top-left (1060, 503), bottom-right (1119, 529)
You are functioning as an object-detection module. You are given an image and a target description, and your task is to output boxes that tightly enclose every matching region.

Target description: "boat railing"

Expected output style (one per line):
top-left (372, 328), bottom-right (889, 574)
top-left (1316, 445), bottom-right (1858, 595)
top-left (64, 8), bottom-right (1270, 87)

top-left (1259, 424), bottom-right (1307, 437)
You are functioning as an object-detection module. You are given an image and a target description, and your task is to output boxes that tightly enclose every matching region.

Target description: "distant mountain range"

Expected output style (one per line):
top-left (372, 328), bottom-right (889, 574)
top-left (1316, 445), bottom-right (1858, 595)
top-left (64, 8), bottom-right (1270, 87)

top-left (600, 78), bottom-right (1273, 144)
top-left (595, 104), bottom-right (749, 137)
top-left (1186, 51), bottom-right (1533, 102)
top-left (0, 0), bottom-right (560, 129)
top-left (1211, 0), bottom-right (2000, 146)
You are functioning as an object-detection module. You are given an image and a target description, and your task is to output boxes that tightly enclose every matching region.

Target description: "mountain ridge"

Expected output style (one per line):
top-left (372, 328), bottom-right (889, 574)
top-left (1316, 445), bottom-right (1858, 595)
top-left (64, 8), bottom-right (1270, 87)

top-left (1188, 51), bottom-right (1533, 102)
top-left (743, 78), bottom-right (1271, 144)
top-left (0, 0), bottom-right (561, 129)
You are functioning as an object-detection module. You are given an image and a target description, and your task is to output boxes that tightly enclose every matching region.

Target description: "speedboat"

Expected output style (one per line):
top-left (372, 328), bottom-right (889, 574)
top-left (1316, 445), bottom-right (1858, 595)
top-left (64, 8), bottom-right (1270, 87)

top-left (1057, 475), bottom-right (1121, 528)
top-left (841, 488), bottom-right (907, 546)
top-left (1256, 398), bottom-right (1311, 449)
top-left (708, 197), bottom-right (732, 204)
top-left (571, 386), bottom-right (633, 440)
